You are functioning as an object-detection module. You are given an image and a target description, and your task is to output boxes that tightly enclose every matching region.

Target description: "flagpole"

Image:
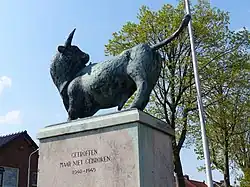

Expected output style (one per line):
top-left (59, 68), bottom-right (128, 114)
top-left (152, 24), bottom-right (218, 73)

top-left (184, 0), bottom-right (213, 187)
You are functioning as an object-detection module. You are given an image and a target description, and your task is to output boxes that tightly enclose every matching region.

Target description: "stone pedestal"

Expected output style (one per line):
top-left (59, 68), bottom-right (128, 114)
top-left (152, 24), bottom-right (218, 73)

top-left (37, 109), bottom-right (174, 187)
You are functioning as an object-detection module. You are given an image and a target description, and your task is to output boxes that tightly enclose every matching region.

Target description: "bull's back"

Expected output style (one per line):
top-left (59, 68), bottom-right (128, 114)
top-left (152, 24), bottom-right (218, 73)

top-left (70, 53), bottom-right (135, 107)
top-left (127, 44), bottom-right (161, 82)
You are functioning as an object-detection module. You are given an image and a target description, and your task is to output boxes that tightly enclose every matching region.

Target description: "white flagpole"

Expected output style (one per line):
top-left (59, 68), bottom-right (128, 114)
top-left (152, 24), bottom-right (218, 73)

top-left (184, 0), bottom-right (213, 187)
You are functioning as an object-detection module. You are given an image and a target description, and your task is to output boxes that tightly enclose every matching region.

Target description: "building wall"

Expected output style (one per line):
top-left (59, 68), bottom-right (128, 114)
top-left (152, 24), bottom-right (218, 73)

top-left (0, 135), bottom-right (38, 187)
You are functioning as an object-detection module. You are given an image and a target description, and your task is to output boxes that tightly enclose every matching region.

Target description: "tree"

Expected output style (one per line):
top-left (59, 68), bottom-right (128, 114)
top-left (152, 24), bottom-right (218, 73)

top-left (193, 29), bottom-right (250, 187)
top-left (105, 1), bottom-right (246, 186)
top-left (240, 168), bottom-right (250, 187)
top-left (230, 58), bottom-right (250, 186)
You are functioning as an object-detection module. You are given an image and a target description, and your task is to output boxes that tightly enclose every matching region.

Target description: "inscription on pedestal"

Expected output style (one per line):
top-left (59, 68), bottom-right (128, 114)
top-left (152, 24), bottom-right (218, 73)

top-left (59, 149), bottom-right (111, 175)
top-left (38, 120), bottom-right (140, 187)
top-left (37, 110), bottom-right (174, 187)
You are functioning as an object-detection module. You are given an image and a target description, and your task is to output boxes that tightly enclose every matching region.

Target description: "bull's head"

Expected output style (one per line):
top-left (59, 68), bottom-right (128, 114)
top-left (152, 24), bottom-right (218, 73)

top-left (57, 28), bottom-right (90, 66)
top-left (50, 29), bottom-right (90, 94)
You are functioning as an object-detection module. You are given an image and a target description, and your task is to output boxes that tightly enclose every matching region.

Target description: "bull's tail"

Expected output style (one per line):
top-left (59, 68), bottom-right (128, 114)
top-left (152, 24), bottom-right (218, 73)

top-left (150, 14), bottom-right (191, 51)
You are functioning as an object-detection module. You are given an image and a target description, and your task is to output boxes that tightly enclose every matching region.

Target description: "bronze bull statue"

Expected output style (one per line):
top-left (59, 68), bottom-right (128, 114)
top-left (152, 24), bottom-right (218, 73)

top-left (50, 14), bottom-right (191, 121)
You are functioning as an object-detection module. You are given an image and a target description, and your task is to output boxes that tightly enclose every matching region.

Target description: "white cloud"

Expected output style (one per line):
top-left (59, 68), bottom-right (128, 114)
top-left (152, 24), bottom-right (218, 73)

top-left (0, 76), bottom-right (22, 126)
top-left (0, 110), bottom-right (22, 125)
top-left (0, 76), bottom-right (12, 95)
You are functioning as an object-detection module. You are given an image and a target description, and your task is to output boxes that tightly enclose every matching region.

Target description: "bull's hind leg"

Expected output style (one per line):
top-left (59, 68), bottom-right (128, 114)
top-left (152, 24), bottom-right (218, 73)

top-left (128, 74), bottom-right (151, 111)
top-left (117, 87), bottom-right (135, 110)
top-left (126, 47), bottom-right (153, 110)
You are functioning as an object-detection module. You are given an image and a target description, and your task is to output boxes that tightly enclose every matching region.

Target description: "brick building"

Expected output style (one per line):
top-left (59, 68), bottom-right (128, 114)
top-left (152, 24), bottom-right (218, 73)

top-left (0, 131), bottom-right (38, 187)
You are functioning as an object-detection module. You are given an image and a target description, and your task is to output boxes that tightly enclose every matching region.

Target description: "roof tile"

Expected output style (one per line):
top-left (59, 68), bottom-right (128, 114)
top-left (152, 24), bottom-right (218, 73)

top-left (0, 131), bottom-right (27, 148)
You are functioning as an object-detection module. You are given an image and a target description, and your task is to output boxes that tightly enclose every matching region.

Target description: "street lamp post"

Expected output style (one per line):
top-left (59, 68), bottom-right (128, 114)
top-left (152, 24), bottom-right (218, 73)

top-left (27, 149), bottom-right (39, 187)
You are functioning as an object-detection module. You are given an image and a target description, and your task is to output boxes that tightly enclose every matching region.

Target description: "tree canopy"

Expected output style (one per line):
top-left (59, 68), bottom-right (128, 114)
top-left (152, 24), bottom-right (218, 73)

top-left (105, 1), bottom-right (250, 186)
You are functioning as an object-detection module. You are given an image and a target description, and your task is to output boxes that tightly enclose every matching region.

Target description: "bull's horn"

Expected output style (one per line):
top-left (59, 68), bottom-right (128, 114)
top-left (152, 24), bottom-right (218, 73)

top-left (65, 28), bottom-right (76, 47)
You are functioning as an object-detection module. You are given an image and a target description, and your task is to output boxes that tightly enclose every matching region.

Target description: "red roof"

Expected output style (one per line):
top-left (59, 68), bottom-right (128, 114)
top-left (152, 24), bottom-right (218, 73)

top-left (186, 179), bottom-right (207, 187)
top-left (0, 131), bottom-right (38, 149)
top-left (175, 175), bottom-right (224, 187)
top-left (175, 175), bottom-right (208, 187)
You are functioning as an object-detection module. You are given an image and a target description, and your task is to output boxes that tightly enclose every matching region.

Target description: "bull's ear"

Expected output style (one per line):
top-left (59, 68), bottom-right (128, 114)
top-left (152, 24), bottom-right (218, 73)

top-left (58, 46), bottom-right (66, 53)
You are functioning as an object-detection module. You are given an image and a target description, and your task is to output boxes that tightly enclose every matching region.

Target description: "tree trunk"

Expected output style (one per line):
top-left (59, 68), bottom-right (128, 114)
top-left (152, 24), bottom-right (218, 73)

top-left (173, 140), bottom-right (185, 187)
top-left (224, 133), bottom-right (230, 187)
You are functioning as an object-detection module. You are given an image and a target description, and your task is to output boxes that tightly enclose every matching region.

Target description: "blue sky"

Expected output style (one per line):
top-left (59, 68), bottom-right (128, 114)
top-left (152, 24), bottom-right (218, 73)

top-left (0, 0), bottom-right (249, 184)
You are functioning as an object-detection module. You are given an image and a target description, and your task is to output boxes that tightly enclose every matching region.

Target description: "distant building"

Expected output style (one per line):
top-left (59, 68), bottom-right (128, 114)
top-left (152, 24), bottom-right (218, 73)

top-left (175, 175), bottom-right (235, 187)
top-left (0, 131), bottom-right (38, 187)
top-left (174, 174), bottom-right (210, 187)
top-left (182, 175), bottom-right (208, 187)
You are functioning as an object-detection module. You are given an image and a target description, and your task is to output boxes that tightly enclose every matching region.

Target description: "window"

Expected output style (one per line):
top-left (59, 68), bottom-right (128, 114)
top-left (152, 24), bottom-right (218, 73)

top-left (31, 172), bottom-right (37, 186)
top-left (0, 167), bottom-right (18, 187)
top-left (0, 174), bottom-right (2, 187)
top-left (0, 167), bottom-right (5, 187)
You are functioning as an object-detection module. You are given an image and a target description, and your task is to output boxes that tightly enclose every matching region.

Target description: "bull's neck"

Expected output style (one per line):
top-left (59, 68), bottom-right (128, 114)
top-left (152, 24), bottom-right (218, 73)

top-left (51, 54), bottom-right (86, 94)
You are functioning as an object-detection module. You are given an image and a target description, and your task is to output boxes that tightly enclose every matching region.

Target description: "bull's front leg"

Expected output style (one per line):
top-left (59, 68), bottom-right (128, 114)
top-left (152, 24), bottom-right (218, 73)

top-left (67, 90), bottom-right (80, 121)
top-left (67, 106), bottom-right (78, 121)
top-left (67, 110), bottom-right (78, 121)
